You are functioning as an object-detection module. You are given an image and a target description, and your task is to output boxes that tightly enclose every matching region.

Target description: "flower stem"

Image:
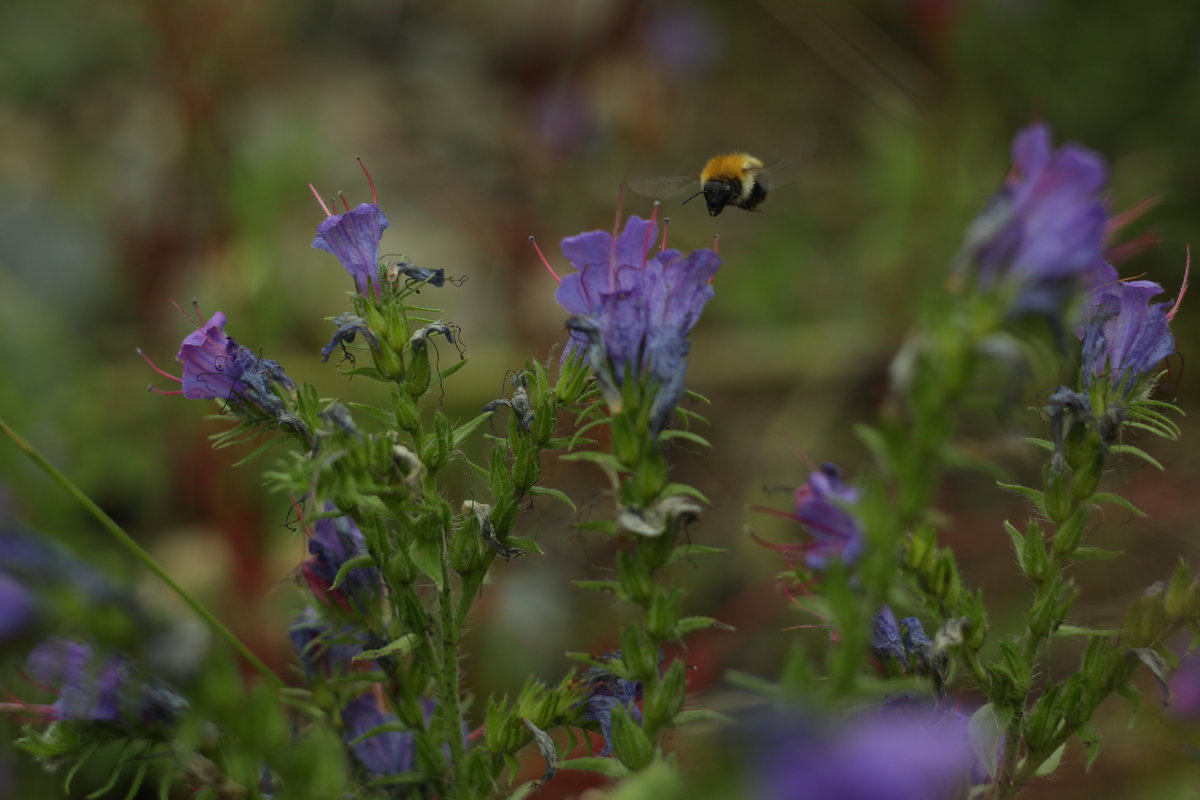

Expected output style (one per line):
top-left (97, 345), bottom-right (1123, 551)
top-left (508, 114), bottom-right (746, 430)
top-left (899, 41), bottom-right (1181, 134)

top-left (0, 416), bottom-right (283, 689)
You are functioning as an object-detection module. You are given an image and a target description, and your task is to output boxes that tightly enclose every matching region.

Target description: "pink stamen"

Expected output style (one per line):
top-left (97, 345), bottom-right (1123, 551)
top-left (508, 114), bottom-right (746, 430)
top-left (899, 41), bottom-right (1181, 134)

top-left (147, 386), bottom-right (184, 396)
top-left (659, 217), bottom-right (670, 253)
top-left (529, 236), bottom-right (561, 283)
top-left (308, 183), bottom-right (333, 217)
top-left (358, 157), bottom-right (378, 205)
top-left (612, 185), bottom-right (625, 243)
top-left (168, 297), bottom-right (202, 327)
top-left (338, 191), bottom-right (350, 212)
top-left (1168, 245), bottom-right (1190, 323)
top-left (1105, 195), bottom-right (1158, 239)
top-left (712, 233), bottom-right (719, 255)
top-left (137, 348), bottom-right (181, 383)
top-left (467, 724), bottom-right (487, 743)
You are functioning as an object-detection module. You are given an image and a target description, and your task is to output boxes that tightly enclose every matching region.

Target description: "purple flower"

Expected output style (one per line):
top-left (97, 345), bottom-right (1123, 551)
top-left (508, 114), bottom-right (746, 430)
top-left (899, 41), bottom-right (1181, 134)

top-left (341, 693), bottom-right (417, 776)
top-left (794, 463), bottom-right (864, 569)
top-left (301, 509), bottom-right (381, 613)
top-left (175, 311), bottom-right (257, 400)
top-left (25, 639), bottom-right (186, 726)
top-left (0, 573), bottom-right (34, 642)
top-left (871, 606), bottom-right (907, 672)
top-left (757, 710), bottom-right (981, 800)
top-left (1080, 261), bottom-right (1179, 391)
top-left (288, 607), bottom-right (365, 678)
top-left (312, 204), bottom-right (391, 297)
top-left (555, 214), bottom-right (720, 431)
top-left (1170, 652), bottom-right (1200, 719)
top-left (965, 123), bottom-right (1108, 316)
top-left (579, 652), bottom-right (644, 756)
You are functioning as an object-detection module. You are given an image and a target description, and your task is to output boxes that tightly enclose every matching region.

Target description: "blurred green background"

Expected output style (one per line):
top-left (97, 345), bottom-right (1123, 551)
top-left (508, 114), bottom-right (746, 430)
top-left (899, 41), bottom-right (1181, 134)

top-left (1, 0), bottom-right (1199, 796)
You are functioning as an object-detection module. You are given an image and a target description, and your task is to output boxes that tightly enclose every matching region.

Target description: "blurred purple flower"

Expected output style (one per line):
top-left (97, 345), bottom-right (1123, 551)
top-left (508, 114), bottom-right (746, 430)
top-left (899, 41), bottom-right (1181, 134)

top-left (1080, 261), bottom-right (1182, 391)
top-left (757, 709), bottom-right (981, 800)
top-left (638, 5), bottom-right (720, 76)
top-left (794, 463), bottom-right (864, 569)
top-left (288, 607), bottom-right (365, 678)
top-left (312, 203), bottom-right (391, 298)
top-left (871, 606), bottom-right (907, 672)
top-left (341, 693), bottom-right (419, 776)
top-left (301, 509), bottom-right (381, 613)
top-left (964, 123), bottom-right (1108, 316)
top-left (579, 652), bottom-right (644, 757)
top-left (25, 639), bottom-right (186, 726)
top-left (0, 573), bottom-right (34, 642)
top-left (1170, 651), bottom-right (1200, 719)
top-left (556, 213), bottom-right (720, 431)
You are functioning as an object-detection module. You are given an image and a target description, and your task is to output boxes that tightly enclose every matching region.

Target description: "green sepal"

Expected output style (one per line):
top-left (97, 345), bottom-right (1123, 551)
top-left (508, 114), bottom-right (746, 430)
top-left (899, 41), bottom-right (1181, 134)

top-left (1091, 492), bottom-right (1146, 517)
top-left (353, 634), bottom-right (418, 661)
top-left (454, 411), bottom-right (494, 448)
top-left (657, 429), bottom-right (711, 449)
top-left (528, 486), bottom-right (577, 511)
top-left (1108, 444), bottom-right (1164, 470)
top-left (996, 481), bottom-right (1047, 515)
top-left (610, 703), bottom-right (654, 771)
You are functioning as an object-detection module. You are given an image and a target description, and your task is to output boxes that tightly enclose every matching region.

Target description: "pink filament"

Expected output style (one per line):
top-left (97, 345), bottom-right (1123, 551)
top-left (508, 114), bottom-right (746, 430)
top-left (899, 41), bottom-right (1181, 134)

top-left (358, 157), bottom-right (378, 205)
top-left (1168, 245), bottom-right (1190, 323)
top-left (308, 183), bottom-right (333, 217)
top-left (529, 236), bottom-right (561, 283)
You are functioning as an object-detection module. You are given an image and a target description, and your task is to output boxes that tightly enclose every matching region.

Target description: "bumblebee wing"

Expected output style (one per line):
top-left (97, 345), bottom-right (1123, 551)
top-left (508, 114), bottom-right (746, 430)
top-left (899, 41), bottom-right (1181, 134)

top-left (628, 174), bottom-right (698, 200)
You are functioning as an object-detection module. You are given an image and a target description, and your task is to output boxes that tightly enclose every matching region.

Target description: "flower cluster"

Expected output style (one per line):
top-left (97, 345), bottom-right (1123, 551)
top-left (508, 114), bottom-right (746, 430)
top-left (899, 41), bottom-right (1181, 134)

top-left (961, 122), bottom-right (1109, 319)
top-left (578, 652), bottom-right (645, 756)
top-left (1080, 260), bottom-right (1181, 392)
top-left (555, 213), bottom-right (720, 431)
top-left (755, 463), bottom-right (864, 571)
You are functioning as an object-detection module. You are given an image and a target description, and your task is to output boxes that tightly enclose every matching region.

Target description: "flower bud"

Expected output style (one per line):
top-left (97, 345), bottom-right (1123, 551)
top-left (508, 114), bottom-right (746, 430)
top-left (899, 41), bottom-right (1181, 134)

top-left (611, 703), bottom-right (655, 771)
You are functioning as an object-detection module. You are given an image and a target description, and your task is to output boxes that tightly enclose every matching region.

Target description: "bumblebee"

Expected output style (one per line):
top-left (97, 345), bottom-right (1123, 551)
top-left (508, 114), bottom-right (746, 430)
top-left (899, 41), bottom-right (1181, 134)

top-left (689, 152), bottom-right (768, 216)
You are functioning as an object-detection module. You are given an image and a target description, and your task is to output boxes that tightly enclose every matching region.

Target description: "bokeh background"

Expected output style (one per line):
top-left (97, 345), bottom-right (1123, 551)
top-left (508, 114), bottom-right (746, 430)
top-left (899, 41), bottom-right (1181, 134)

top-left (1, 0), bottom-right (1199, 796)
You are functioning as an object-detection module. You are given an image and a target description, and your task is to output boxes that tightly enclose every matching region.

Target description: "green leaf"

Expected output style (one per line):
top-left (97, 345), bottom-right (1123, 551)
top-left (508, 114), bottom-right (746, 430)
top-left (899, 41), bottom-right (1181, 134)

top-left (329, 554), bottom-right (377, 591)
top-left (1003, 521), bottom-right (1026, 574)
top-left (560, 451), bottom-right (625, 472)
top-left (348, 402), bottom-right (396, 426)
top-left (1033, 742), bottom-right (1067, 777)
top-left (1091, 492), bottom-right (1147, 517)
top-left (437, 358), bottom-right (469, 382)
top-left (677, 616), bottom-right (734, 636)
top-left (853, 424), bottom-right (891, 471)
top-left (507, 536), bottom-right (544, 555)
top-left (996, 481), bottom-right (1046, 513)
top-left (574, 520), bottom-right (618, 535)
top-left (660, 483), bottom-right (711, 505)
top-left (967, 704), bottom-right (1009, 780)
top-left (554, 757), bottom-right (630, 778)
top-left (1124, 420), bottom-right (1178, 440)
top-left (353, 634), bottom-right (417, 661)
top-left (453, 411), bottom-right (494, 448)
top-left (1052, 625), bottom-right (1120, 638)
top-left (666, 544), bottom-right (726, 566)
top-left (409, 539), bottom-right (444, 591)
top-left (528, 486), bottom-right (577, 511)
top-left (1078, 724), bottom-right (1101, 771)
top-left (1108, 444), bottom-right (1164, 471)
top-left (1070, 546), bottom-right (1124, 560)
top-left (724, 669), bottom-right (782, 698)
top-left (231, 437), bottom-right (287, 467)
top-left (672, 708), bottom-right (735, 727)
top-left (657, 429), bottom-right (711, 448)
top-left (1022, 436), bottom-right (1054, 452)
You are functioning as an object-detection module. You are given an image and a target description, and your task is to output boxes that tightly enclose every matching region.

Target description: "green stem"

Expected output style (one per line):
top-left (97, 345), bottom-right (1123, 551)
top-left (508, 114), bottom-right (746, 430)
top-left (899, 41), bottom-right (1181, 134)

top-left (438, 542), bottom-right (465, 797)
top-left (0, 416), bottom-right (282, 688)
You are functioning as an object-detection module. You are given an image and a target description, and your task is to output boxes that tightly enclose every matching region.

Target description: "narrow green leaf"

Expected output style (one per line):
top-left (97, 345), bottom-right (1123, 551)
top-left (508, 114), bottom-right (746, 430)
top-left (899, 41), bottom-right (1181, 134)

top-left (1053, 625), bottom-right (1120, 638)
top-left (996, 481), bottom-right (1046, 512)
top-left (1033, 742), bottom-right (1067, 777)
top-left (528, 486), bottom-right (577, 511)
top-left (329, 554), bottom-right (377, 591)
top-left (1070, 546), bottom-right (1124, 560)
top-left (1124, 420), bottom-right (1178, 440)
top-left (1003, 521), bottom-right (1026, 574)
top-left (672, 708), bottom-right (735, 727)
top-left (1091, 492), bottom-right (1147, 517)
top-left (1022, 437), bottom-right (1054, 452)
top-left (666, 544), bottom-right (726, 566)
top-left (677, 616), bottom-right (734, 636)
top-left (453, 411), bottom-right (494, 447)
top-left (231, 437), bottom-right (286, 467)
top-left (657, 429), bottom-right (711, 448)
top-left (1109, 444), bottom-right (1164, 471)
top-left (409, 539), bottom-right (444, 591)
top-left (660, 483), bottom-right (711, 505)
top-left (437, 357), bottom-right (469, 381)
top-left (348, 403), bottom-right (396, 426)
top-left (507, 536), bottom-right (544, 555)
top-left (353, 634), bottom-right (417, 661)
top-left (560, 451), bottom-right (625, 472)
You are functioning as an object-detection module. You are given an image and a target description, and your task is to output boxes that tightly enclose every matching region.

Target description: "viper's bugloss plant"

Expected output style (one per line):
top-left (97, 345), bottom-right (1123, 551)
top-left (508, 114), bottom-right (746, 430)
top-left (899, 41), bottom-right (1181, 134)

top-left (0, 128), bottom-right (1192, 800)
